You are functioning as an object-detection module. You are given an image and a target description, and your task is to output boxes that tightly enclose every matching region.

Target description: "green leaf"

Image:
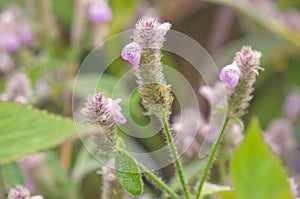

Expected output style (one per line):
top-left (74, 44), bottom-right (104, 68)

top-left (0, 103), bottom-right (77, 165)
top-left (1, 162), bottom-right (25, 187)
top-left (202, 183), bottom-right (235, 199)
top-left (109, 0), bottom-right (140, 33)
top-left (115, 151), bottom-right (143, 196)
top-left (230, 118), bottom-right (294, 199)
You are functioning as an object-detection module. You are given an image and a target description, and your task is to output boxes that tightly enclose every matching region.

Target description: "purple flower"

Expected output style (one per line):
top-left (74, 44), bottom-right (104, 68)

top-left (219, 63), bottom-right (241, 89)
top-left (121, 42), bottom-right (142, 68)
top-left (264, 118), bottom-right (296, 155)
top-left (88, 0), bottom-right (112, 24)
top-left (282, 90), bottom-right (300, 119)
top-left (18, 24), bottom-right (33, 46)
top-left (82, 92), bottom-right (127, 126)
top-left (0, 32), bottom-right (20, 53)
top-left (107, 98), bottom-right (127, 124)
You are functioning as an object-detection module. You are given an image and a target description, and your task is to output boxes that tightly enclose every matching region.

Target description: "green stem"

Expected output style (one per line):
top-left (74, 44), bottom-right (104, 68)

top-left (137, 163), bottom-right (181, 199)
top-left (162, 119), bottom-right (191, 199)
top-left (119, 149), bottom-right (180, 199)
top-left (194, 117), bottom-right (230, 199)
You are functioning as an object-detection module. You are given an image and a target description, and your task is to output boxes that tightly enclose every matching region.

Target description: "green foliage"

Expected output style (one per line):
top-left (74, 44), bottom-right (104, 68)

top-left (230, 118), bottom-right (293, 199)
top-left (109, 0), bottom-right (140, 33)
top-left (1, 162), bottom-right (25, 187)
top-left (0, 103), bottom-right (77, 165)
top-left (115, 151), bottom-right (143, 196)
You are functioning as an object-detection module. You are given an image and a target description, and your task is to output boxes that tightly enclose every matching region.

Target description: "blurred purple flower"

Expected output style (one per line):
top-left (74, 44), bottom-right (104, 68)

top-left (20, 153), bottom-right (44, 171)
top-left (0, 52), bottom-right (14, 74)
top-left (121, 42), bottom-right (142, 68)
top-left (25, 176), bottom-right (35, 192)
top-left (88, 0), bottom-right (112, 24)
top-left (219, 63), bottom-right (241, 89)
top-left (18, 23), bottom-right (34, 46)
top-left (199, 123), bottom-right (220, 143)
top-left (264, 118), bottom-right (296, 156)
top-left (35, 80), bottom-right (50, 97)
top-left (199, 82), bottom-right (226, 110)
top-left (1, 72), bottom-right (31, 104)
top-left (283, 90), bottom-right (300, 120)
top-left (0, 8), bottom-right (34, 52)
top-left (0, 31), bottom-right (20, 53)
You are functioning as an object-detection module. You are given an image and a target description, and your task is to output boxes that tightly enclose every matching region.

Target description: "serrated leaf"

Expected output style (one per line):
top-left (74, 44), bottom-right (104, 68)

top-left (1, 162), bottom-right (25, 187)
top-left (230, 118), bottom-right (294, 199)
top-left (115, 151), bottom-right (143, 196)
top-left (0, 103), bottom-right (77, 164)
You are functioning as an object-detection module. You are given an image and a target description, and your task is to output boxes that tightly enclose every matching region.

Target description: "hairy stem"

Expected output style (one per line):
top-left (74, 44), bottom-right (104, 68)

top-left (138, 163), bottom-right (181, 199)
top-left (162, 119), bottom-right (191, 199)
top-left (194, 117), bottom-right (230, 199)
top-left (119, 149), bottom-right (180, 199)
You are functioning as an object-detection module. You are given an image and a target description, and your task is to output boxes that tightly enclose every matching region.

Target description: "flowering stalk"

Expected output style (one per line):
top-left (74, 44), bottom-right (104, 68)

top-left (82, 92), bottom-right (181, 198)
top-left (82, 92), bottom-right (126, 156)
top-left (195, 46), bottom-right (263, 199)
top-left (225, 46), bottom-right (263, 119)
top-left (194, 117), bottom-right (229, 199)
top-left (121, 17), bottom-right (174, 120)
top-left (122, 17), bottom-right (190, 199)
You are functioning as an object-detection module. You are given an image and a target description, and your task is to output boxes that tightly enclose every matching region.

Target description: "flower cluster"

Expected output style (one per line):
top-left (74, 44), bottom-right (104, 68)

top-left (220, 46), bottom-right (263, 118)
top-left (121, 17), bottom-right (171, 67)
top-left (7, 185), bottom-right (43, 199)
top-left (121, 17), bottom-right (173, 119)
top-left (82, 92), bottom-right (126, 156)
top-left (0, 8), bottom-right (33, 53)
top-left (82, 92), bottom-right (126, 126)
